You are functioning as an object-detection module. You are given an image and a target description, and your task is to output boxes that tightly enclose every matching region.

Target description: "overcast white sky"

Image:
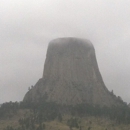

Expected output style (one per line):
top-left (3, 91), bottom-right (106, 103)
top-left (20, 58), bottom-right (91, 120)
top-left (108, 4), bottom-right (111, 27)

top-left (0, 0), bottom-right (130, 104)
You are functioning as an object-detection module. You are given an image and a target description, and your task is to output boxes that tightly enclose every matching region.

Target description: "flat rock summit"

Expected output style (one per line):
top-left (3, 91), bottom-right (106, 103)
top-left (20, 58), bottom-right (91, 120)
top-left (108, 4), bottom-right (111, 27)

top-left (23, 37), bottom-right (123, 106)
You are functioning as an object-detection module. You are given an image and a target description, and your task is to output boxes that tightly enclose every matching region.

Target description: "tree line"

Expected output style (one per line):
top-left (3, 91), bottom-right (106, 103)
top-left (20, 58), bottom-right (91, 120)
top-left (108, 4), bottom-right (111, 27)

top-left (1, 100), bottom-right (130, 130)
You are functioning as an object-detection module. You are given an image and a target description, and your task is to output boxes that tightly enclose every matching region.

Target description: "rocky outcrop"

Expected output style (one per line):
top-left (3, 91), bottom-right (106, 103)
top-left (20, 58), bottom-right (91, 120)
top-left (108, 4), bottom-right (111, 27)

top-left (23, 37), bottom-right (122, 106)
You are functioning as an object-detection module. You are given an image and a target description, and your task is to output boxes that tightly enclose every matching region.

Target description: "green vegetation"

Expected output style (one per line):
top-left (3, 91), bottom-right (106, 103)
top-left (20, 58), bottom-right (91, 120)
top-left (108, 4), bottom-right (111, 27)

top-left (1, 101), bottom-right (130, 130)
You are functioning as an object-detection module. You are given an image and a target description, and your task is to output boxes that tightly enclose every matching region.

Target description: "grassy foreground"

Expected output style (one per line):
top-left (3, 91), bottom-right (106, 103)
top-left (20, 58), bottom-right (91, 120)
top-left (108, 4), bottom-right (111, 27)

top-left (1, 109), bottom-right (130, 130)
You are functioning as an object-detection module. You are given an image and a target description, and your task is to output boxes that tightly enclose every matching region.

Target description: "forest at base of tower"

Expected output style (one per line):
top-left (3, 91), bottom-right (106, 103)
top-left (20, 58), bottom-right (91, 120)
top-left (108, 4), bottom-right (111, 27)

top-left (1, 100), bottom-right (130, 130)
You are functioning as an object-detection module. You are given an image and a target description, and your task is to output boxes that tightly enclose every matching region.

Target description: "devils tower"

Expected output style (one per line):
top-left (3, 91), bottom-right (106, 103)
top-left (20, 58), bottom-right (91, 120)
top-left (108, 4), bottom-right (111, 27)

top-left (23, 37), bottom-right (121, 106)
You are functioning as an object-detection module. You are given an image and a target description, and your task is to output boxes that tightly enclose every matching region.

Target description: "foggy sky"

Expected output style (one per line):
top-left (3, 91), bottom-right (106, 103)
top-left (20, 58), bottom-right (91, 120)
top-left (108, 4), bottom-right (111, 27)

top-left (0, 0), bottom-right (130, 104)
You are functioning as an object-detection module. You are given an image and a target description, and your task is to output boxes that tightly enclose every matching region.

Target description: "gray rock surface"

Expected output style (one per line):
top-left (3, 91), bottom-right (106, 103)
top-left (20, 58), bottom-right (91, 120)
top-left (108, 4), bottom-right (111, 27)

top-left (23, 37), bottom-right (122, 106)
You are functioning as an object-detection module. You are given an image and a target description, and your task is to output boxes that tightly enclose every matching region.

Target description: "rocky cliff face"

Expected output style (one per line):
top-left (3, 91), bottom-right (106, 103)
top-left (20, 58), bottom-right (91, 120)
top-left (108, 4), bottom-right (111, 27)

top-left (23, 37), bottom-right (122, 106)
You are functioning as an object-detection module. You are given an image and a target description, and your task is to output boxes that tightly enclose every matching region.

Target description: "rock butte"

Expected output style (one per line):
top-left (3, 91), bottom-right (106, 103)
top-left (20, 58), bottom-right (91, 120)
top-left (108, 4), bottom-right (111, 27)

top-left (23, 37), bottom-right (122, 106)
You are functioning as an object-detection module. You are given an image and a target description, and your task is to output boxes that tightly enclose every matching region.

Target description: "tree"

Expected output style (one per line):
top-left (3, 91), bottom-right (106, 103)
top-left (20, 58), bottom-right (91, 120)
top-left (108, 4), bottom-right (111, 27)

top-left (58, 114), bottom-right (62, 122)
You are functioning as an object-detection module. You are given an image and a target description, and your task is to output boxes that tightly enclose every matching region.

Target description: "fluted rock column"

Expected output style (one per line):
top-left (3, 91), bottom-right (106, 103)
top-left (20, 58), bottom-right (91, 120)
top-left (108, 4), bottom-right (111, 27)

top-left (23, 37), bottom-right (119, 106)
